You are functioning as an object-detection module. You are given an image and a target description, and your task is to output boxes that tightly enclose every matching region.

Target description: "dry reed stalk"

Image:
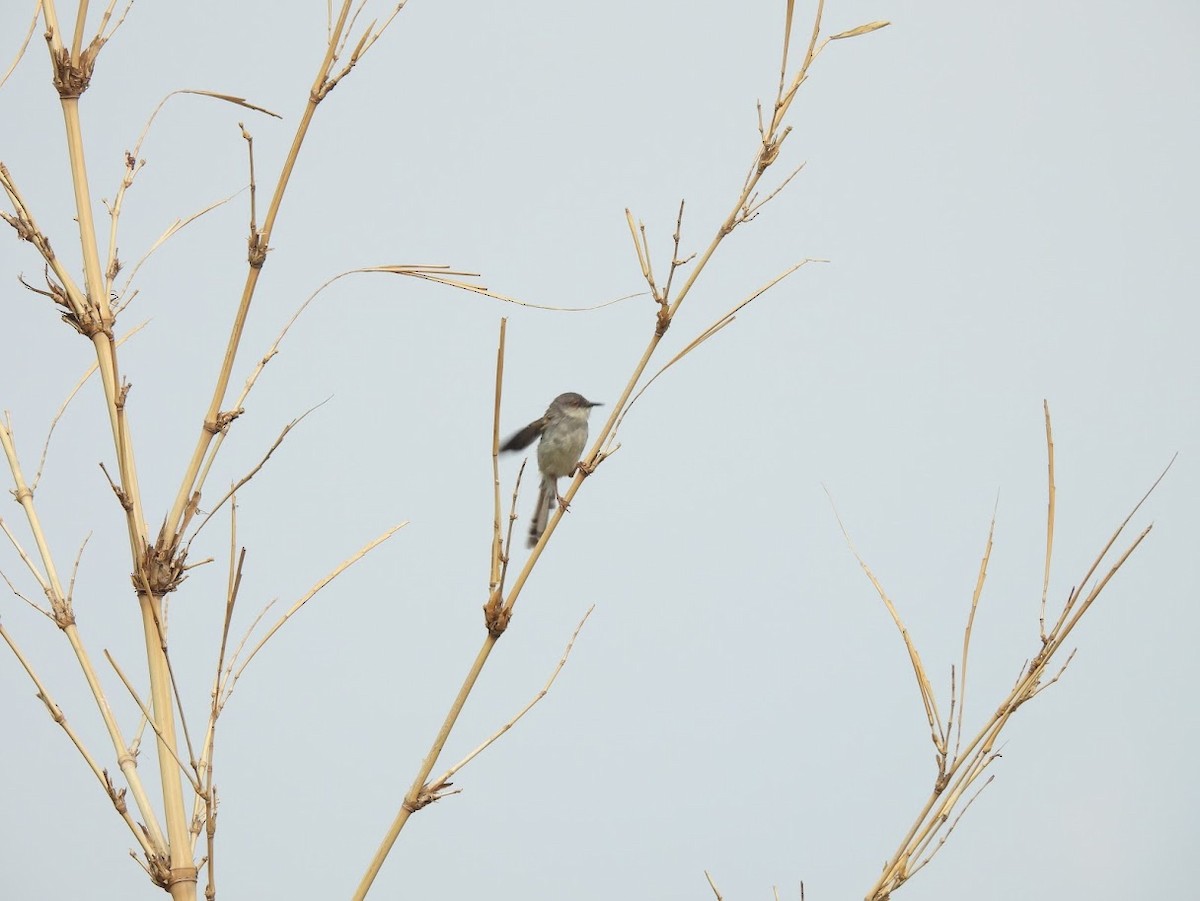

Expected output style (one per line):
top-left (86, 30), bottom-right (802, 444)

top-left (1, 3), bottom-right (408, 898)
top-left (855, 404), bottom-right (1168, 900)
top-left (354, 2), bottom-right (889, 896)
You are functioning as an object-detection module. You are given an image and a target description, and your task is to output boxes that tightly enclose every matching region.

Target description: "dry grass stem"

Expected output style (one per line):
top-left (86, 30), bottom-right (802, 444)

top-left (215, 595), bottom-right (278, 712)
top-left (363, 7), bottom-right (879, 888)
top-left (113, 189), bottom-right (244, 311)
top-left (1045, 456), bottom-right (1171, 644)
top-left (104, 88), bottom-right (279, 304)
top-left (65, 531), bottom-right (91, 606)
top-left (497, 461), bottom-right (526, 600)
top-left (128, 570), bottom-right (205, 787)
top-left (230, 523), bottom-right (407, 682)
top-left (705, 870), bottom-right (725, 900)
top-left (102, 149), bottom-right (145, 295)
top-left (740, 162), bottom-right (807, 224)
top-left (186, 402), bottom-right (326, 550)
top-left (1028, 648), bottom-right (1077, 702)
top-left (573, 0), bottom-right (886, 549)
top-left (426, 606), bottom-right (594, 797)
top-left (625, 209), bottom-right (659, 300)
top-left (954, 502), bottom-right (996, 761)
top-left (33, 320), bottom-right (148, 489)
top-left (185, 506), bottom-right (244, 874)
top-left (860, 407), bottom-right (1167, 899)
top-left (908, 774), bottom-right (996, 879)
top-left (0, 514), bottom-right (53, 602)
top-left (1039, 400), bottom-right (1055, 640)
top-left (609, 259), bottom-right (822, 447)
top-left (364, 264), bottom-right (642, 311)
top-left (661, 200), bottom-right (692, 306)
top-left (0, 621), bottom-right (155, 855)
top-left (354, 635), bottom-right (501, 900)
top-left (489, 3), bottom-right (873, 757)
top-left (161, 0), bottom-right (398, 548)
top-left (489, 319), bottom-right (507, 592)
top-left (4, 407), bottom-right (167, 855)
top-left (324, 3), bottom-right (407, 94)
top-left (68, 0), bottom-right (114, 60)
top-left (212, 523), bottom-right (243, 727)
top-left (0, 0), bottom-right (39, 89)
top-left (188, 274), bottom-right (343, 503)
top-left (104, 649), bottom-right (204, 795)
top-left (0, 564), bottom-right (50, 618)
top-left (0, 416), bottom-right (68, 608)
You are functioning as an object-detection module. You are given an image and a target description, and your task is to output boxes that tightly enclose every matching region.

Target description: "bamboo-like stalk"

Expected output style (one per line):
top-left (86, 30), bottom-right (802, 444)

top-left (489, 319), bottom-right (508, 593)
top-left (0, 418), bottom-right (169, 861)
top-left (36, 2), bottom-right (195, 892)
top-left (355, 322), bottom-right (510, 899)
top-left (161, 0), bottom-right (368, 541)
top-left (0, 621), bottom-right (156, 858)
top-left (355, 3), bottom-right (893, 896)
top-left (353, 635), bottom-right (500, 900)
top-left (7, 3), bottom-right (407, 896)
top-left (504, 0), bottom-right (844, 603)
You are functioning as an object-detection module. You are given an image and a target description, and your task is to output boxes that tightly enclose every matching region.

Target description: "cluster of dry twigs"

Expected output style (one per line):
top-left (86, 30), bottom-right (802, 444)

top-left (1, 4), bottom-right (410, 900)
top-left (843, 404), bottom-right (1170, 900)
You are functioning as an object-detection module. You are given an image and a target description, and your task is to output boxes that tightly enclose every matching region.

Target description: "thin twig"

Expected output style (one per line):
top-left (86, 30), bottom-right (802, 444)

top-left (104, 649), bottom-right (203, 795)
top-left (0, 0), bottom-right (39, 90)
top-left (659, 200), bottom-right (690, 306)
top-left (955, 501), bottom-right (997, 762)
top-left (704, 871), bottom-right (725, 901)
top-left (426, 606), bottom-right (594, 795)
top-left (0, 622), bottom-right (155, 855)
top-left (231, 525), bottom-right (408, 682)
top-left (498, 461), bottom-right (526, 596)
top-left (608, 259), bottom-right (821, 449)
top-left (1039, 400), bottom-right (1055, 641)
top-left (908, 774), bottom-right (996, 878)
top-left (1027, 649), bottom-right (1077, 701)
top-left (324, 2), bottom-right (408, 95)
top-left (186, 402), bottom-right (327, 549)
top-left (489, 319), bottom-right (507, 592)
top-left (161, 0), bottom-right (399, 545)
top-left (33, 321), bottom-right (149, 489)
top-left (113, 190), bottom-right (245, 314)
top-left (65, 531), bottom-right (91, 605)
top-left (216, 598), bottom-right (277, 712)
top-left (0, 564), bottom-right (51, 618)
top-left (0, 516), bottom-right (52, 601)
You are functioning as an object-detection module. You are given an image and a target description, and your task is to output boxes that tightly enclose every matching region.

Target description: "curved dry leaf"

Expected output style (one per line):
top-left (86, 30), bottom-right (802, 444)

top-left (830, 21), bottom-right (891, 41)
top-left (179, 90), bottom-right (282, 119)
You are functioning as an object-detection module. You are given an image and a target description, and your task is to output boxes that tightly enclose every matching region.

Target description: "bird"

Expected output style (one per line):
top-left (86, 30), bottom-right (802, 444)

top-left (501, 392), bottom-right (602, 547)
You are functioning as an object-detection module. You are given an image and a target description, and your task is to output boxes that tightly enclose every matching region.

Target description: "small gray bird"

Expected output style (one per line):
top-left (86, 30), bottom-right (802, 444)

top-left (501, 392), bottom-right (602, 547)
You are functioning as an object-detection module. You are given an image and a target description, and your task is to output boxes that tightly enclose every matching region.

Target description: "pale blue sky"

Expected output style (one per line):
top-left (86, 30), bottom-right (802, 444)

top-left (1, 2), bottom-right (1197, 899)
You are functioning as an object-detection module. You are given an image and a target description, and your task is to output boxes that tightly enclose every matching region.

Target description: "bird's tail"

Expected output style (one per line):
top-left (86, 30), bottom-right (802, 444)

top-left (528, 476), bottom-right (555, 548)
